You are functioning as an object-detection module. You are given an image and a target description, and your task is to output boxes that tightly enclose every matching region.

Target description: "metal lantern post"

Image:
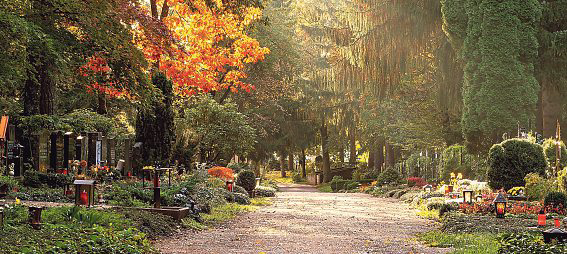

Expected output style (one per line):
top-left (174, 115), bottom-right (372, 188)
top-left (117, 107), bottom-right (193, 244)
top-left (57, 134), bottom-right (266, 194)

top-left (0, 208), bottom-right (3, 229)
top-left (493, 193), bottom-right (507, 218)
top-left (463, 189), bottom-right (473, 204)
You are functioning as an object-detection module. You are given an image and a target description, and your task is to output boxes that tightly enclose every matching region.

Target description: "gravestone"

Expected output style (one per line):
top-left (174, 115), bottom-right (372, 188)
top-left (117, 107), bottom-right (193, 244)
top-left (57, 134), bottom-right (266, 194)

top-left (5, 124), bottom-right (15, 170)
top-left (38, 130), bottom-right (50, 173)
top-left (63, 132), bottom-right (75, 170)
top-left (132, 142), bottom-right (143, 176)
top-left (95, 136), bottom-right (102, 166)
top-left (107, 138), bottom-right (116, 167)
top-left (75, 134), bottom-right (85, 161)
top-left (101, 136), bottom-right (107, 166)
top-left (50, 131), bottom-right (64, 172)
top-left (123, 138), bottom-right (132, 176)
top-left (87, 132), bottom-right (101, 168)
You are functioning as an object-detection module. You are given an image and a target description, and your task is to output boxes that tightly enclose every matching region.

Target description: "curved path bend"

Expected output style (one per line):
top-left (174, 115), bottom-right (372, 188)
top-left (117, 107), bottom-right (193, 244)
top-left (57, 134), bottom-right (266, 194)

top-left (155, 183), bottom-right (449, 254)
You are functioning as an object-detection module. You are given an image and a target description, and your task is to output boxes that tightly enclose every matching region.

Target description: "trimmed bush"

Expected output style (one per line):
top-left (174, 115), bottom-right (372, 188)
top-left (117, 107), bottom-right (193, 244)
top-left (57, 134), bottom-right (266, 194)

top-left (439, 203), bottom-right (456, 217)
top-left (488, 139), bottom-right (546, 190)
top-left (376, 168), bottom-right (401, 186)
top-left (330, 176), bottom-right (357, 192)
top-left (23, 171), bottom-right (73, 188)
top-left (254, 186), bottom-right (276, 197)
top-left (233, 193), bottom-right (250, 205)
top-left (544, 191), bottom-right (567, 209)
top-left (232, 185), bottom-right (249, 197)
top-left (236, 170), bottom-right (256, 194)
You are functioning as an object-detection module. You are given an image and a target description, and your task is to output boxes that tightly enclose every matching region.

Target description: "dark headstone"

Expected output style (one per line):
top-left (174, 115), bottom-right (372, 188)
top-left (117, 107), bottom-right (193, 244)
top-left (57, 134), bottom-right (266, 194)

top-left (63, 132), bottom-right (75, 170)
top-left (107, 138), bottom-right (116, 167)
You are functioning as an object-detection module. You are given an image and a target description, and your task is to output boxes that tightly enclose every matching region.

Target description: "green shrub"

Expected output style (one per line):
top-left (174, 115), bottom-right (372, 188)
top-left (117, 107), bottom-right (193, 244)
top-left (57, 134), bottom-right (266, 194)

top-left (439, 203), bottom-right (457, 217)
top-left (499, 233), bottom-right (567, 253)
top-left (254, 186), bottom-right (276, 197)
top-left (544, 191), bottom-right (567, 209)
top-left (488, 139), bottom-right (546, 190)
top-left (0, 175), bottom-right (20, 190)
top-left (346, 181), bottom-right (360, 191)
top-left (116, 208), bottom-right (180, 239)
top-left (8, 187), bottom-right (73, 203)
top-left (227, 162), bottom-right (250, 174)
top-left (23, 170), bottom-right (72, 188)
top-left (232, 185), bottom-right (249, 197)
top-left (559, 168), bottom-right (567, 193)
top-left (376, 168), bottom-right (401, 186)
top-left (236, 170), bottom-right (256, 193)
top-left (233, 193), bottom-right (250, 205)
top-left (330, 176), bottom-right (357, 192)
top-left (524, 173), bottom-right (555, 201)
top-left (543, 138), bottom-right (567, 169)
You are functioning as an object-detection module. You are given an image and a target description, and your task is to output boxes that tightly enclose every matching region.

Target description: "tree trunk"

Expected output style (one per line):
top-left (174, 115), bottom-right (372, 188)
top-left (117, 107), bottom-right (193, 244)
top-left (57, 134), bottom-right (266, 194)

top-left (376, 137), bottom-right (385, 172)
top-left (279, 150), bottom-right (286, 178)
top-left (38, 58), bottom-right (54, 115)
top-left (97, 93), bottom-right (108, 114)
top-left (348, 125), bottom-right (356, 164)
top-left (541, 77), bottom-right (562, 138)
top-left (338, 146), bottom-right (345, 164)
top-left (321, 116), bottom-right (331, 182)
top-left (368, 147), bottom-right (375, 169)
top-left (288, 153), bottom-right (294, 174)
top-left (385, 142), bottom-right (395, 168)
top-left (301, 148), bottom-right (306, 178)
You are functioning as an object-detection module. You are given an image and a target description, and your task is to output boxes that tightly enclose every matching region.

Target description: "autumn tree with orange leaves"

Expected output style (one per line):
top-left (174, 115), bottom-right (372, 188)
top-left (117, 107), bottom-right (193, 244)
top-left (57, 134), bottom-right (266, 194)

top-left (134, 0), bottom-right (270, 98)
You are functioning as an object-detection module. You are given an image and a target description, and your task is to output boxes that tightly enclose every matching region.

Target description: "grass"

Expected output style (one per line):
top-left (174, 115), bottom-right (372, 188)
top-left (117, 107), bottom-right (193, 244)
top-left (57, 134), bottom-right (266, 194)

top-left (317, 183), bottom-right (332, 193)
top-left (185, 197), bottom-right (272, 230)
top-left (418, 230), bottom-right (499, 254)
top-left (251, 197), bottom-right (273, 206)
top-left (416, 209), bottom-right (440, 220)
top-left (263, 170), bottom-right (293, 183)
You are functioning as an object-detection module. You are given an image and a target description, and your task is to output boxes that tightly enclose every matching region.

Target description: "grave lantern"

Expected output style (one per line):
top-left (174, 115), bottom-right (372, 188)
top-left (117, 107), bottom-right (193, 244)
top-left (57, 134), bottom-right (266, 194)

top-left (493, 193), bottom-right (507, 218)
top-left (28, 206), bottom-right (44, 229)
top-left (73, 180), bottom-right (96, 207)
top-left (423, 184), bottom-right (433, 193)
top-left (463, 189), bottom-right (473, 204)
top-left (555, 217), bottom-right (561, 228)
top-left (538, 209), bottom-right (547, 227)
top-left (476, 194), bottom-right (483, 203)
top-left (226, 180), bottom-right (234, 192)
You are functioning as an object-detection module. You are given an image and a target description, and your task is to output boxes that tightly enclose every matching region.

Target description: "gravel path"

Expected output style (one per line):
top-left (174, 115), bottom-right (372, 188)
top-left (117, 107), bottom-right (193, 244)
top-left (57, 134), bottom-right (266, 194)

top-left (155, 183), bottom-right (449, 254)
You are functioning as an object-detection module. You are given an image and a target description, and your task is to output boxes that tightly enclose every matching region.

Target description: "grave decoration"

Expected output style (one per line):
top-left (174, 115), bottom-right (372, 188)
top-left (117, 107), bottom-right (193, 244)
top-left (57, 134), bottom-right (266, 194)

top-left (73, 179), bottom-right (96, 207)
top-left (28, 206), bottom-right (44, 230)
top-left (493, 192), bottom-right (507, 218)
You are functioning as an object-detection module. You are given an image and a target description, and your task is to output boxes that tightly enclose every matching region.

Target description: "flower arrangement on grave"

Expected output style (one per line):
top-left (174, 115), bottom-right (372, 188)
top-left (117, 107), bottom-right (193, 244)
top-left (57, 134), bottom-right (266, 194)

top-left (142, 166), bottom-right (155, 171)
top-left (507, 187), bottom-right (526, 196)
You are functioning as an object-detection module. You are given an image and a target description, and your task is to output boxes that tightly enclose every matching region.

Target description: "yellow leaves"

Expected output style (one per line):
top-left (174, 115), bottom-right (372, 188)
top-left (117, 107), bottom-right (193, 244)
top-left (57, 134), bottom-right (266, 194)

top-left (133, 1), bottom-right (269, 96)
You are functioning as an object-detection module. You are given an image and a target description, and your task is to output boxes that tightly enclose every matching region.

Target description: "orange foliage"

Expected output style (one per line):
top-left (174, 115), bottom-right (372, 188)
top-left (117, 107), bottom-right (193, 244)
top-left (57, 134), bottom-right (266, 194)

top-left (208, 166), bottom-right (234, 180)
top-left (134, 0), bottom-right (269, 96)
top-left (79, 55), bottom-right (131, 99)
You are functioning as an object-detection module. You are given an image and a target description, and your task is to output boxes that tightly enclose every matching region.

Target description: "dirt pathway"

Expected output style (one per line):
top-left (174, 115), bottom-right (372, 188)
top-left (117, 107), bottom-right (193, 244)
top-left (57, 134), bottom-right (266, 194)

top-left (155, 183), bottom-right (449, 254)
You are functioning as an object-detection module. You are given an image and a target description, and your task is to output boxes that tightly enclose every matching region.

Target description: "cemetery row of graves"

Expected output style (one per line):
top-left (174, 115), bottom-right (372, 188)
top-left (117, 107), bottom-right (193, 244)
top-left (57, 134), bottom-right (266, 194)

top-left (315, 126), bottom-right (567, 253)
top-left (0, 116), bottom-right (277, 253)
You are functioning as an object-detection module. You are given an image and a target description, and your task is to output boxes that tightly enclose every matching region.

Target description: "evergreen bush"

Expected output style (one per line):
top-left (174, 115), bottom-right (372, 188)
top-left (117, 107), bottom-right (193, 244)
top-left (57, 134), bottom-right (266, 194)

top-left (544, 191), bottom-right (567, 209)
top-left (376, 167), bottom-right (401, 186)
top-left (236, 170), bottom-right (256, 193)
top-left (488, 139), bottom-right (546, 190)
top-left (542, 138), bottom-right (567, 169)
